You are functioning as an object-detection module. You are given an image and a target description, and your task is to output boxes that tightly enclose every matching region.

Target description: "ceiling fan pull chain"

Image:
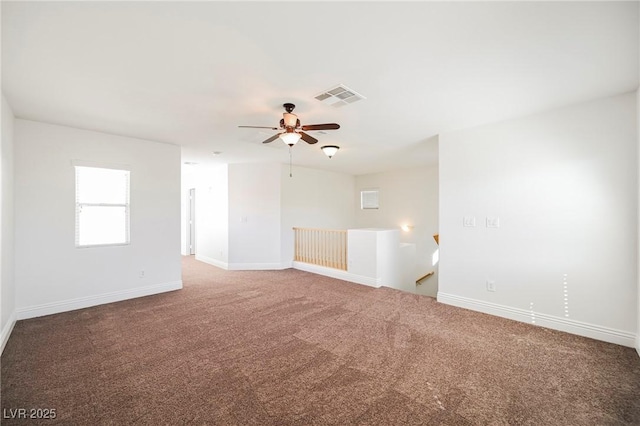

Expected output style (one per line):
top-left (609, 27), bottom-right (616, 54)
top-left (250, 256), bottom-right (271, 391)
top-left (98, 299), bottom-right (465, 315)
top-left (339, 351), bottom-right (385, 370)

top-left (289, 146), bottom-right (293, 177)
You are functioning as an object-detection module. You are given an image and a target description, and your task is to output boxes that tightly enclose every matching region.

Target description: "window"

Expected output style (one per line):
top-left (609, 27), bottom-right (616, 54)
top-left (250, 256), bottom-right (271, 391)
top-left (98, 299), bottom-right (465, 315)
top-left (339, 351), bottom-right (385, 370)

top-left (75, 165), bottom-right (130, 247)
top-left (360, 189), bottom-right (379, 210)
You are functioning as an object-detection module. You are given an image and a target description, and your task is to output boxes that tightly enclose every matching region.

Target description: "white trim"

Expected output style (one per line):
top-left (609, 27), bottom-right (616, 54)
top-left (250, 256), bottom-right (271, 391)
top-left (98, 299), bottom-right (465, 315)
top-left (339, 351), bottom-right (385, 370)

top-left (75, 242), bottom-right (130, 249)
top-left (195, 255), bottom-right (291, 271)
top-left (437, 292), bottom-right (636, 348)
top-left (195, 254), bottom-right (229, 270)
top-left (636, 337), bottom-right (640, 358)
top-left (16, 281), bottom-right (183, 320)
top-left (227, 262), bottom-right (289, 271)
top-left (293, 261), bottom-right (381, 288)
top-left (71, 159), bottom-right (131, 171)
top-left (1, 311), bottom-right (17, 355)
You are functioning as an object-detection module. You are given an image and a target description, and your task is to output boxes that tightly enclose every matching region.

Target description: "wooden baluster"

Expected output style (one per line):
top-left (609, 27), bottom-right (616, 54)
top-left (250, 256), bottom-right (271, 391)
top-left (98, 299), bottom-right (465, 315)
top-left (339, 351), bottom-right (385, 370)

top-left (308, 229), bottom-right (311, 264)
top-left (313, 229), bottom-right (317, 265)
top-left (338, 231), bottom-right (341, 269)
top-left (332, 231), bottom-right (337, 269)
top-left (317, 229), bottom-right (320, 266)
top-left (322, 230), bottom-right (326, 267)
top-left (326, 231), bottom-right (330, 268)
top-left (342, 231), bottom-right (347, 270)
top-left (339, 231), bottom-right (342, 269)
top-left (337, 231), bottom-right (340, 270)
top-left (304, 229), bottom-right (307, 264)
top-left (317, 229), bottom-right (321, 266)
top-left (331, 231), bottom-right (334, 269)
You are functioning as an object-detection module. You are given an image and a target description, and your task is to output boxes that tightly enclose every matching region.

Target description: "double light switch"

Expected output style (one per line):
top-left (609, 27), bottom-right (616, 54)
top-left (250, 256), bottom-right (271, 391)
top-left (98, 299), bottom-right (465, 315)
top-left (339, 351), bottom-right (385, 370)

top-left (463, 216), bottom-right (500, 228)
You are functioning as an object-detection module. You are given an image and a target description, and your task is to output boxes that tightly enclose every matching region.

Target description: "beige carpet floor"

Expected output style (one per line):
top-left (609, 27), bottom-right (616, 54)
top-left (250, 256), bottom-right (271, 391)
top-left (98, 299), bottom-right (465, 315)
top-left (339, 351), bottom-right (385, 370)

top-left (2, 256), bottom-right (639, 425)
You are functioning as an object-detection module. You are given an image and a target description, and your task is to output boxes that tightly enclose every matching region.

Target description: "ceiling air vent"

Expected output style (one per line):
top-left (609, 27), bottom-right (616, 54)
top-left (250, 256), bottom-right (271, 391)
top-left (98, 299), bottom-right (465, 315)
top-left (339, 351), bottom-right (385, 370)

top-left (315, 84), bottom-right (365, 108)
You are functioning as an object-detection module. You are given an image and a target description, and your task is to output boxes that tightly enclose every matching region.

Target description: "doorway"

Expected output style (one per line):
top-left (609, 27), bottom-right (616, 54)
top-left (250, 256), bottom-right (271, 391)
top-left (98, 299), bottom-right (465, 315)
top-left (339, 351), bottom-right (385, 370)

top-left (187, 188), bottom-right (195, 255)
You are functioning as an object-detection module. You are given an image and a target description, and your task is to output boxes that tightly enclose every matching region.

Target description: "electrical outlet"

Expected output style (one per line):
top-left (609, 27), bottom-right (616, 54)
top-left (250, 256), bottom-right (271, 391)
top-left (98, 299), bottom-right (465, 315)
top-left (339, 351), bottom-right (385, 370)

top-left (139, 270), bottom-right (145, 278)
top-left (486, 280), bottom-right (496, 292)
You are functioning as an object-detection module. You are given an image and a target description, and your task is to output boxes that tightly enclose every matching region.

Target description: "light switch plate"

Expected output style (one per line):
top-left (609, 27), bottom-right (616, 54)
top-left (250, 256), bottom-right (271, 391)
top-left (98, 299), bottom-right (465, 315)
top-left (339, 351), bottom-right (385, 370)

top-left (463, 216), bottom-right (476, 227)
top-left (486, 217), bottom-right (500, 228)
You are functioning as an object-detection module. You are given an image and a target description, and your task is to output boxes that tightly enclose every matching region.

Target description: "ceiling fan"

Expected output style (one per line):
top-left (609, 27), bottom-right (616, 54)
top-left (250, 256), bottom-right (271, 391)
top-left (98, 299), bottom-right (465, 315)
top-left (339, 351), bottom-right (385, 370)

top-left (239, 103), bottom-right (340, 146)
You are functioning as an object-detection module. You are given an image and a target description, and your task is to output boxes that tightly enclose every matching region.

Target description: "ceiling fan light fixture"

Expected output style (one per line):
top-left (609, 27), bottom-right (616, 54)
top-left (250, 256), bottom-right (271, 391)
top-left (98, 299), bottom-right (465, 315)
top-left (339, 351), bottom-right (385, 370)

top-left (321, 145), bottom-right (340, 158)
top-left (280, 131), bottom-right (301, 146)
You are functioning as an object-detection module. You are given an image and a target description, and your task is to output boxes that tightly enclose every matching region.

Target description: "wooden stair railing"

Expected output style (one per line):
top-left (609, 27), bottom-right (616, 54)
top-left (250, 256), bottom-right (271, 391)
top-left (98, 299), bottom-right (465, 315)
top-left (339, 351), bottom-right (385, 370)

top-left (416, 233), bottom-right (439, 285)
top-left (293, 227), bottom-right (348, 271)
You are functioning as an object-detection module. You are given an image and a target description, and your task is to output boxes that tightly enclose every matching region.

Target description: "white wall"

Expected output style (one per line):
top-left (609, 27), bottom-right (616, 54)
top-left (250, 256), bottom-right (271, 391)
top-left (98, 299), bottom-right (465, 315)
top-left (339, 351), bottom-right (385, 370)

top-left (637, 8), bottom-right (640, 357)
top-left (637, 86), bottom-right (640, 355)
top-left (195, 163), bottom-right (355, 270)
top-left (1, 96), bottom-right (16, 352)
top-left (355, 165), bottom-right (439, 296)
top-left (281, 165), bottom-right (356, 266)
top-left (346, 228), bottom-right (402, 288)
top-left (194, 165), bottom-right (229, 268)
top-left (228, 163), bottom-right (281, 269)
top-left (439, 92), bottom-right (638, 347)
top-left (14, 120), bottom-right (182, 318)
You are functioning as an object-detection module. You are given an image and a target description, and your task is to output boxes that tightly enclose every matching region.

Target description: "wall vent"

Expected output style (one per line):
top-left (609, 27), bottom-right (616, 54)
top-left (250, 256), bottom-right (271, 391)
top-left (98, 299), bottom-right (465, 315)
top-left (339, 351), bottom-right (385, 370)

top-left (315, 84), bottom-right (365, 108)
top-left (360, 189), bottom-right (379, 209)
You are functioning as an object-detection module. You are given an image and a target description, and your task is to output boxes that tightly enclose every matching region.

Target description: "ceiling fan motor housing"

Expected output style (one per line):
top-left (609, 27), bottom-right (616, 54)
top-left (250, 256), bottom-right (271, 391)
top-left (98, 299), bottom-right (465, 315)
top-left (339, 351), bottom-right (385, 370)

top-left (283, 113), bottom-right (298, 128)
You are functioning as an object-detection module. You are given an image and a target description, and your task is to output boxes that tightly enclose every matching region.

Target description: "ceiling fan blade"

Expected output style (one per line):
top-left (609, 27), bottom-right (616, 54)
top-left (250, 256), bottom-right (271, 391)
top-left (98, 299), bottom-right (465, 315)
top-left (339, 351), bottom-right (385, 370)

top-left (239, 125), bottom-right (279, 130)
top-left (301, 123), bottom-right (340, 131)
top-left (299, 132), bottom-right (318, 145)
top-left (262, 133), bottom-right (281, 144)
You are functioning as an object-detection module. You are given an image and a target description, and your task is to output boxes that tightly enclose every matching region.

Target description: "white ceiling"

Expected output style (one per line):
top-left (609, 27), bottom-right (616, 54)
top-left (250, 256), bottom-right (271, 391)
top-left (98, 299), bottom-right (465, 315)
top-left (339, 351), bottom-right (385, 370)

top-left (2, 1), bottom-right (638, 176)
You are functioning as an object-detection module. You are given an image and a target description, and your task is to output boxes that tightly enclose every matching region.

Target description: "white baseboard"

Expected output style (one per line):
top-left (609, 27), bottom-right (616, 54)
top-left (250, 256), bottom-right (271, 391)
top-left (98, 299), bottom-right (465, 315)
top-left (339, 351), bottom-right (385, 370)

top-left (196, 254), bottom-right (229, 269)
top-left (1, 310), bottom-right (17, 355)
top-left (292, 261), bottom-right (381, 288)
top-left (280, 260), bottom-right (293, 269)
top-left (437, 292), bottom-right (635, 348)
top-left (16, 280), bottom-right (183, 320)
top-left (636, 338), bottom-right (640, 358)
top-left (228, 262), bottom-right (289, 271)
top-left (196, 255), bottom-right (290, 271)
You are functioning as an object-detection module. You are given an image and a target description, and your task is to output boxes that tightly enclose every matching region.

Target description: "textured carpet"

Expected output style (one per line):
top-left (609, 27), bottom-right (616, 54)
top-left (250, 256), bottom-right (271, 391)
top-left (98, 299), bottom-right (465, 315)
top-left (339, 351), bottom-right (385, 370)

top-left (2, 257), bottom-right (639, 425)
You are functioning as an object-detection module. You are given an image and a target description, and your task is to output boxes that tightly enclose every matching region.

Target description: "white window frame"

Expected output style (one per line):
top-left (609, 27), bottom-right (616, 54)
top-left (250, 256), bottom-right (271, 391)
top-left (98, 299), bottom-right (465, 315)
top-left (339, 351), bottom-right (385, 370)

top-left (74, 161), bottom-right (131, 248)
